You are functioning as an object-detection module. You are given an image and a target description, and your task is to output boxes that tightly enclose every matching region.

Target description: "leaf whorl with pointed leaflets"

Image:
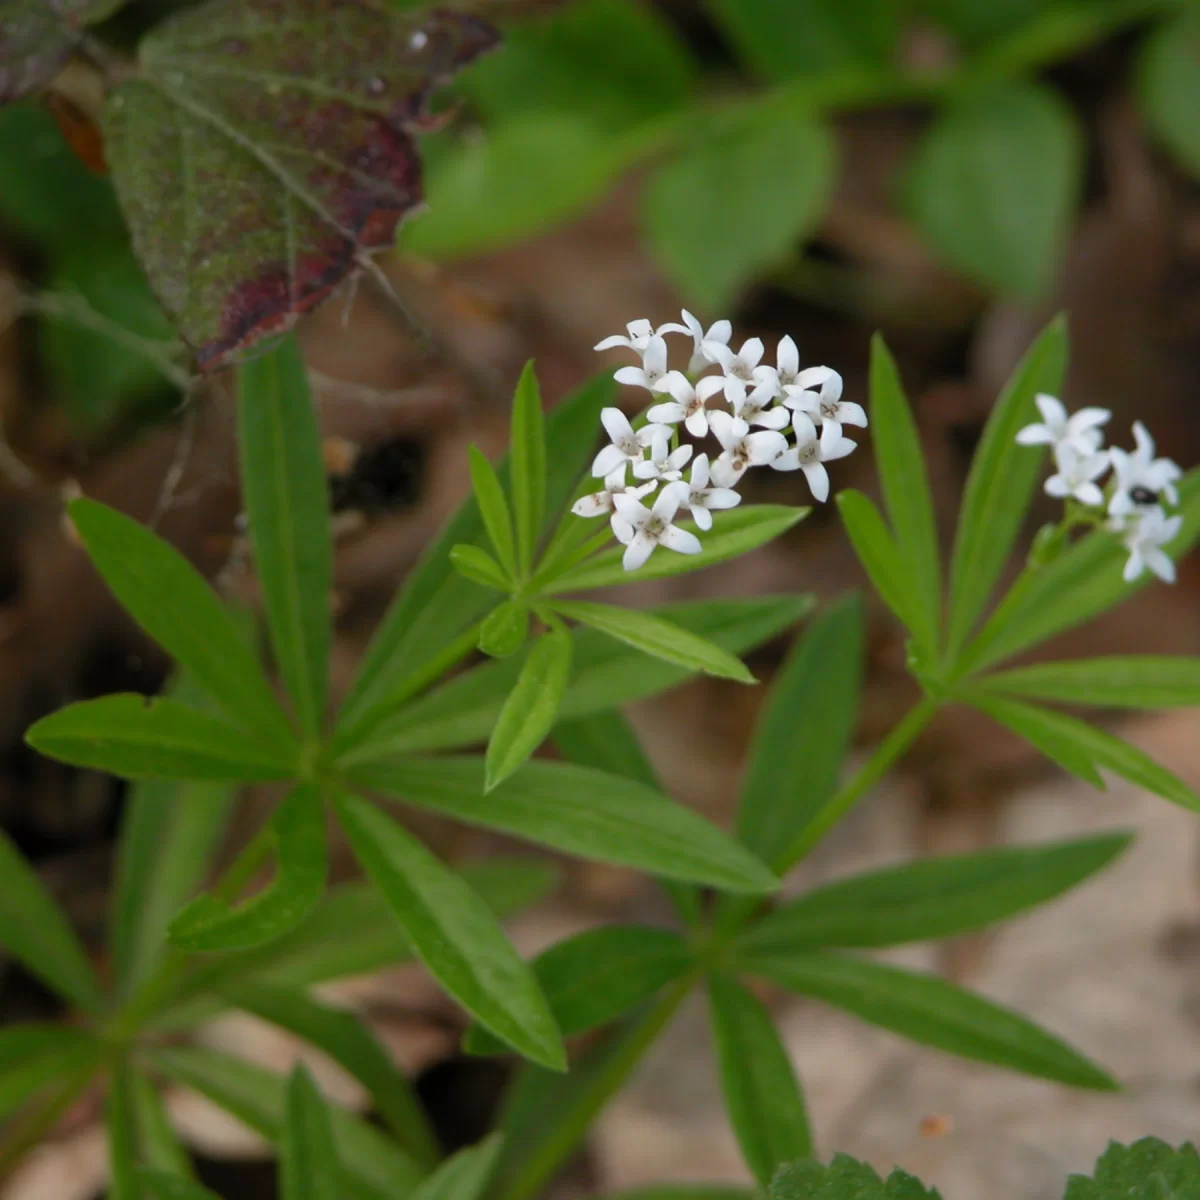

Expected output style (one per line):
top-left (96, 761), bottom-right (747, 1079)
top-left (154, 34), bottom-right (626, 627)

top-left (0, 0), bottom-right (124, 103)
top-left (103, 0), bottom-right (500, 370)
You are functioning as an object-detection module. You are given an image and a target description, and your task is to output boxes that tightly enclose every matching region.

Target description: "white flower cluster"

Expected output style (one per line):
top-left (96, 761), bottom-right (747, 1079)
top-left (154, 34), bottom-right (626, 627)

top-left (575, 312), bottom-right (863, 571)
top-left (1016, 395), bottom-right (1184, 583)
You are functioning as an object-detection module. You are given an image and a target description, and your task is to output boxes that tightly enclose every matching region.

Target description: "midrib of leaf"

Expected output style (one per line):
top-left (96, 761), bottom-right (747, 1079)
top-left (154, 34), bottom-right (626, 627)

top-left (55, 717), bottom-right (283, 763)
top-left (156, 59), bottom-right (393, 113)
top-left (174, 103), bottom-right (196, 325)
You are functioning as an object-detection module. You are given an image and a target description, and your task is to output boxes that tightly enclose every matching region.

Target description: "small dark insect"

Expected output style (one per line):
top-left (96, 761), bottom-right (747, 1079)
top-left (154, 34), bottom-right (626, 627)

top-left (1130, 485), bottom-right (1158, 506)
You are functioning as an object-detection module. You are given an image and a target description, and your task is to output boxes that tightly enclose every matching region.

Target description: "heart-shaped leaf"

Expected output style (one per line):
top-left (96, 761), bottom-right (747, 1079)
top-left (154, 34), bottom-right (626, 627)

top-left (0, 0), bottom-right (125, 104)
top-left (103, 0), bottom-right (499, 369)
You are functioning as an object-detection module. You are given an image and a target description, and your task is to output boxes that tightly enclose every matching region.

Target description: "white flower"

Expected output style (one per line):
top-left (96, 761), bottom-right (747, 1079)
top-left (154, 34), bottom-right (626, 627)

top-left (645, 373), bottom-right (726, 438)
top-left (660, 309), bottom-right (732, 375)
top-left (612, 335), bottom-right (674, 394)
top-left (704, 337), bottom-right (766, 406)
top-left (632, 438), bottom-right (693, 483)
top-left (669, 454), bottom-right (741, 532)
top-left (594, 319), bottom-right (657, 354)
top-left (1015, 394), bottom-right (1110, 455)
top-left (591, 408), bottom-right (668, 477)
top-left (771, 413), bottom-right (856, 503)
top-left (1044, 442), bottom-right (1109, 508)
top-left (571, 466), bottom-right (656, 518)
top-left (753, 335), bottom-right (802, 392)
top-left (1108, 421), bottom-right (1182, 518)
top-left (611, 487), bottom-right (702, 571)
top-left (784, 368), bottom-right (866, 440)
top-left (1120, 505), bottom-right (1182, 584)
top-left (730, 379), bottom-right (790, 437)
top-left (708, 409), bottom-right (789, 487)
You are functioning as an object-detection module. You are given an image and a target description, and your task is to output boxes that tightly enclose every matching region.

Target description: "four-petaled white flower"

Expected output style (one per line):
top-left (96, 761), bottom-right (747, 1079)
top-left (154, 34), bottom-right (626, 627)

top-left (611, 488), bottom-right (702, 571)
top-left (669, 454), bottom-right (741, 531)
top-left (612, 335), bottom-right (674, 393)
top-left (1120, 505), bottom-right (1181, 584)
top-left (1015, 393), bottom-right (1111, 455)
top-left (1108, 420), bottom-right (1182, 518)
top-left (1044, 442), bottom-right (1109, 507)
top-left (632, 438), bottom-right (694, 483)
top-left (571, 467), bottom-right (655, 519)
top-left (771, 413), bottom-right (857, 503)
top-left (708, 409), bottom-right (789, 487)
top-left (730, 379), bottom-right (791, 437)
top-left (704, 337), bottom-right (766, 406)
top-left (591, 407), bottom-right (668, 478)
top-left (660, 309), bottom-right (733, 375)
top-left (645, 373), bottom-right (726, 438)
top-left (784, 367), bottom-right (866, 440)
top-left (754, 335), bottom-right (802, 391)
top-left (594, 319), bottom-right (657, 354)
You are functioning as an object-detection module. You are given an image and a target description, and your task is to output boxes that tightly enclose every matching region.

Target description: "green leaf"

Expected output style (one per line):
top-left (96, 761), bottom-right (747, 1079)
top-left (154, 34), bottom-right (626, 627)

top-left (742, 950), bottom-right (1115, 1089)
top-left (150, 1046), bottom-right (423, 1199)
top-left (944, 316), bottom-right (1068, 661)
top-left (968, 693), bottom-right (1200, 812)
top-left (737, 833), bottom-right (1130, 954)
top-left (335, 373), bottom-right (614, 749)
top-left (132, 1072), bottom-right (194, 1178)
top-left (545, 505), bottom-right (806, 594)
top-left (350, 757), bottom-right (778, 895)
top-left (66, 497), bottom-right (294, 745)
top-left (409, 1135), bottom-right (503, 1200)
top-left (707, 973), bottom-right (811, 1186)
top-left (551, 599), bottom-right (754, 684)
top-left (468, 446), bottom-right (518, 581)
top-left (1138, 9), bottom-right (1200, 181)
top-left (334, 791), bottom-right (564, 1071)
top-left (646, 96), bottom-right (835, 310)
top-left (107, 1060), bottom-right (141, 1200)
top-left (345, 596), bottom-right (812, 763)
top-left (282, 1066), bottom-right (344, 1200)
top-left (0, 0), bottom-right (126, 103)
top-left (959, 468), bottom-right (1200, 675)
top-left (0, 828), bottom-right (104, 1013)
top-left (479, 601), bottom-right (530, 658)
top-left (510, 363), bottom-right (546, 577)
top-left (976, 656), bottom-right (1200, 710)
top-left (169, 784), bottom-right (327, 952)
top-left (222, 982), bottom-right (438, 1167)
top-left (771, 1155), bottom-right (941, 1200)
top-left (1064, 1138), bottom-right (1200, 1198)
top-left (26, 694), bottom-right (297, 782)
top-left (0, 1026), bottom-right (104, 1123)
top-left (103, 2), bottom-right (497, 369)
top-left (237, 335), bottom-right (332, 737)
top-left (140, 1173), bottom-right (222, 1200)
top-left (486, 629), bottom-right (572, 792)
top-left (704, 0), bottom-right (897, 79)
top-left (867, 338), bottom-right (940, 655)
top-left (737, 595), bottom-right (863, 870)
top-left (906, 83), bottom-right (1081, 298)
top-left (110, 773), bottom-right (236, 999)
top-left (836, 491), bottom-right (921, 637)
top-left (465, 925), bottom-right (693, 1055)
top-left (450, 545), bottom-right (509, 592)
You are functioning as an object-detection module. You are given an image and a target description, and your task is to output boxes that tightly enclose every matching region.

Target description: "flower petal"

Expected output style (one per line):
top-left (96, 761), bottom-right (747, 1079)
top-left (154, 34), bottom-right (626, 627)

top-left (623, 532), bottom-right (656, 571)
top-left (706, 318), bottom-right (732, 347)
top-left (647, 402), bottom-right (686, 426)
top-left (1074, 482), bottom-right (1104, 507)
top-left (659, 525), bottom-right (703, 555)
top-left (756, 406), bottom-right (792, 430)
top-left (692, 454), bottom-right (710, 489)
top-left (572, 492), bottom-right (612, 518)
top-left (685, 408), bottom-right (711, 438)
top-left (739, 337), bottom-right (764, 369)
top-left (1123, 547), bottom-right (1144, 582)
top-left (794, 365), bottom-right (835, 391)
top-left (801, 461), bottom-right (830, 502)
top-left (745, 431), bottom-right (789, 464)
top-left (777, 335), bottom-right (798, 377)
top-left (594, 334), bottom-right (632, 351)
top-left (1015, 424), bottom-right (1053, 446)
top-left (792, 411), bottom-right (818, 444)
top-left (695, 374), bottom-right (728, 401)
top-left (707, 409), bottom-right (738, 450)
top-left (1034, 393), bottom-right (1067, 429)
top-left (652, 486), bottom-right (682, 523)
top-left (837, 401), bottom-right (868, 428)
top-left (591, 443), bottom-right (627, 477)
top-left (1146, 548), bottom-right (1176, 583)
top-left (692, 505), bottom-right (714, 532)
top-left (643, 335), bottom-right (669, 375)
top-left (704, 487), bottom-right (741, 511)
top-left (612, 492), bottom-right (649, 523)
top-left (613, 366), bottom-right (648, 388)
top-left (703, 341), bottom-right (736, 371)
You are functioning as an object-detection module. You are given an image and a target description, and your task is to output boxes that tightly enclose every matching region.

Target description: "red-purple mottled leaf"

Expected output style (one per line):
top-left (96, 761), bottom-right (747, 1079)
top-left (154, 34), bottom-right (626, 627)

top-left (0, 0), bottom-right (125, 103)
top-left (102, 0), bottom-right (499, 371)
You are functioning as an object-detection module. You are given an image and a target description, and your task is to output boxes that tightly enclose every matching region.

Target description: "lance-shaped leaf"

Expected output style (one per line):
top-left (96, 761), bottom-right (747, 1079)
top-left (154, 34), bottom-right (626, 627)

top-left (222, 982), bottom-right (438, 1166)
top-left (741, 950), bottom-right (1115, 1089)
top-left (0, 0), bottom-right (126, 104)
top-left (944, 317), bottom-right (1067, 660)
top-left (510, 363), bottom-right (546, 576)
top-left (150, 1046), bottom-right (423, 1199)
top-left (486, 628), bottom-right (572, 791)
top-left (237, 335), bottom-right (332, 737)
top-left (465, 925), bottom-right (693, 1055)
top-left (1065, 1138), bottom-right (1200, 1198)
top-left (103, 0), bottom-right (499, 369)
top-left (737, 834), bottom-right (1130, 954)
top-left (26, 694), bottom-right (298, 782)
top-left (107, 1059), bottom-right (141, 1200)
top-left (409, 1135), bottom-right (503, 1200)
top-left (708, 973), bottom-right (811, 1186)
top-left (349, 756), bottom-right (777, 894)
top-left (772, 1156), bottom-right (941, 1200)
top-left (551, 599), bottom-right (754, 683)
top-left (468, 446), bottom-right (518, 581)
top-left (283, 1066), bottom-right (344, 1200)
top-left (334, 373), bottom-right (614, 750)
top-left (132, 1072), bottom-right (194, 1178)
top-left (0, 1026), bottom-right (104, 1122)
top-left (334, 791), bottom-right (565, 1071)
top-left (0, 828), bottom-right (104, 1013)
top-left (169, 783), bottom-right (327, 952)
top-left (836, 490), bottom-right (921, 637)
top-left (67, 497), bottom-right (295, 745)
top-left (344, 595), bottom-right (811, 764)
top-left (976, 655), bottom-right (1200, 710)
